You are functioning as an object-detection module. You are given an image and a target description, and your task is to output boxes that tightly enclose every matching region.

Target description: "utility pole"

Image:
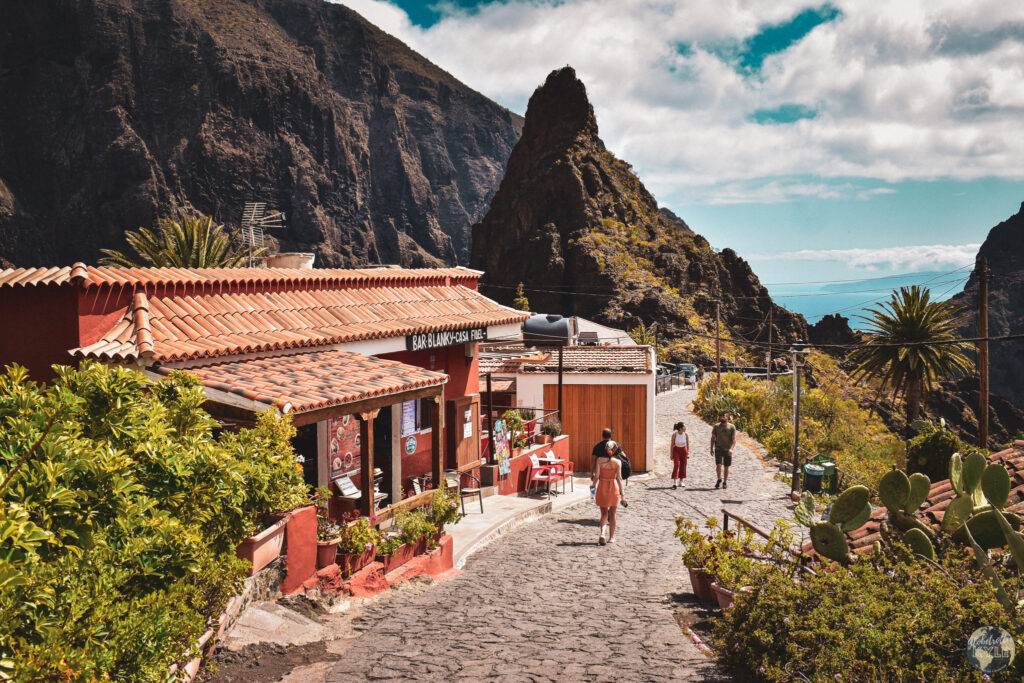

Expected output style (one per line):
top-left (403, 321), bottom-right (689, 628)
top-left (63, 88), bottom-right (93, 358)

top-left (557, 345), bottom-right (564, 420)
top-left (766, 308), bottom-right (773, 382)
top-left (790, 342), bottom-right (806, 495)
top-left (978, 255), bottom-right (989, 449)
top-left (715, 301), bottom-right (722, 381)
top-left (486, 373), bottom-right (495, 465)
top-left (652, 322), bottom-right (659, 363)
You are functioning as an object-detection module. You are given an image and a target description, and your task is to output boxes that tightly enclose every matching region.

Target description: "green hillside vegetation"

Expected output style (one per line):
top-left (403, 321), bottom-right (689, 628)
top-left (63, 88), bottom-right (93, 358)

top-left (693, 352), bottom-right (903, 490)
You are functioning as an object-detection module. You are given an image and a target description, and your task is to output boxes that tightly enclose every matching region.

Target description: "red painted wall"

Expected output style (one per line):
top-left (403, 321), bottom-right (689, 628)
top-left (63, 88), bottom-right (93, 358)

top-left (399, 430), bottom-right (433, 490)
top-left (497, 436), bottom-right (572, 496)
top-left (280, 505), bottom-right (318, 594)
top-left (0, 286), bottom-right (80, 381)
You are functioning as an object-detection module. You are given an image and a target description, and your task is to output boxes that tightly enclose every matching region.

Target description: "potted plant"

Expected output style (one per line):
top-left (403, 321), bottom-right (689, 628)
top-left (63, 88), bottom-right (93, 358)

top-left (313, 487), bottom-right (345, 569)
top-left (375, 530), bottom-right (411, 573)
top-left (674, 517), bottom-right (718, 603)
top-left (426, 485), bottom-right (461, 543)
top-left (538, 417), bottom-right (561, 444)
top-left (337, 513), bottom-right (381, 577)
top-left (519, 408), bottom-right (537, 439)
top-left (502, 409), bottom-right (528, 454)
top-left (235, 514), bottom-right (290, 575)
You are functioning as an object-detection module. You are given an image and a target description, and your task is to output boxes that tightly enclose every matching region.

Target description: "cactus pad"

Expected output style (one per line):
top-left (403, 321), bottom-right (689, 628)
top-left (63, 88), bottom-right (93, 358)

top-left (892, 512), bottom-right (935, 539)
top-left (941, 494), bottom-right (974, 532)
top-left (903, 527), bottom-right (935, 560)
top-left (953, 510), bottom-right (1022, 550)
top-left (810, 522), bottom-right (849, 563)
top-left (949, 453), bottom-right (964, 496)
top-left (981, 463), bottom-right (1011, 509)
top-left (794, 491), bottom-right (816, 527)
top-left (840, 502), bottom-right (872, 532)
top-left (879, 470), bottom-right (910, 513)
top-left (963, 452), bottom-right (987, 493)
top-left (904, 473), bottom-right (930, 513)
top-left (829, 486), bottom-right (870, 525)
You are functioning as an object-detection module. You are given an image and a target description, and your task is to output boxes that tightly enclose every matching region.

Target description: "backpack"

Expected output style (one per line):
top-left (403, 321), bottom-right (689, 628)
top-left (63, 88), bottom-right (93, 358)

top-left (614, 448), bottom-right (632, 480)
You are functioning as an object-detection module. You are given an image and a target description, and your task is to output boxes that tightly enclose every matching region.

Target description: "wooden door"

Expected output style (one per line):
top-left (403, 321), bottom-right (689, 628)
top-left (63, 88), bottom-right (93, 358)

top-left (544, 384), bottom-right (647, 473)
top-left (446, 395), bottom-right (481, 471)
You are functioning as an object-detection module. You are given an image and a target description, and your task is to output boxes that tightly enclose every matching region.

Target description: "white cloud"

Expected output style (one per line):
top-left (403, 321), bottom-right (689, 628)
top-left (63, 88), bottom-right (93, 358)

top-left (754, 243), bottom-right (981, 271)
top-left (333, 0), bottom-right (1024, 202)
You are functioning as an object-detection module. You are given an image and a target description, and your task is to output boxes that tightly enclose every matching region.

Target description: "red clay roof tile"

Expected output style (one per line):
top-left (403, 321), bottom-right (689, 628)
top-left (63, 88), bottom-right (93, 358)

top-left (73, 284), bottom-right (527, 362)
top-left (153, 349), bottom-right (447, 413)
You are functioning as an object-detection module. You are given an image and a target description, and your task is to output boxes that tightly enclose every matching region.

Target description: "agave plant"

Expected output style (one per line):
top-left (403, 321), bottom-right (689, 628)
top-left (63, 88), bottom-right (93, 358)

top-left (848, 285), bottom-right (972, 422)
top-left (99, 214), bottom-right (266, 268)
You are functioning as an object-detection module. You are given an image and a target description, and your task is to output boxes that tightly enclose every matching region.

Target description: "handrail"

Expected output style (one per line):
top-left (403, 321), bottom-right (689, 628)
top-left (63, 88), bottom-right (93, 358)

top-left (721, 507), bottom-right (802, 558)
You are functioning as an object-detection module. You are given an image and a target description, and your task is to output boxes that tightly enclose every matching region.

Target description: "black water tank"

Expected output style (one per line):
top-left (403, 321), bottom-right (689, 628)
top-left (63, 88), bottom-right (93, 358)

top-left (523, 314), bottom-right (573, 346)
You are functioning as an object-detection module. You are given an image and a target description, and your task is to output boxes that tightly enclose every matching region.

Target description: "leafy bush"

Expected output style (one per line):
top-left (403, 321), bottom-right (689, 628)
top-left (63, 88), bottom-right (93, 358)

top-left (906, 420), bottom-right (964, 482)
top-left (714, 544), bottom-right (1024, 681)
top-left (426, 485), bottom-right (462, 531)
top-left (0, 362), bottom-right (308, 680)
top-left (394, 506), bottom-right (437, 546)
top-left (501, 409), bottom-right (527, 449)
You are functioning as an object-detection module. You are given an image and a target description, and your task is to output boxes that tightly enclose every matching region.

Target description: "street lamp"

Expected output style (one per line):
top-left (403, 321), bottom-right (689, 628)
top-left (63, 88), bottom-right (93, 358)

top-left (789, 341), bottom-right (810, 495)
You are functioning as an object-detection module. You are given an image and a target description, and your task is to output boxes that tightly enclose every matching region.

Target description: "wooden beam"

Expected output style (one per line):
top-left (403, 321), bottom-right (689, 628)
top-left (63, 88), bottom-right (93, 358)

top-left (288, 384), bottom-right (444, 427)
top-left (359, 410), bottom-right (377, 517)
top-left (430, 395), bottom-right (444, 487)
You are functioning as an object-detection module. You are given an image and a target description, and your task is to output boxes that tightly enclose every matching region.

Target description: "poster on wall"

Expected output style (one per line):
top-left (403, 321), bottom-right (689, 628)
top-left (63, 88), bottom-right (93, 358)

top-left (401, 400), bottom-right (417, 437)
top-left (328, 414), bottom-right (361, 483)
top-left (493, 419), bottom-right (511, 476)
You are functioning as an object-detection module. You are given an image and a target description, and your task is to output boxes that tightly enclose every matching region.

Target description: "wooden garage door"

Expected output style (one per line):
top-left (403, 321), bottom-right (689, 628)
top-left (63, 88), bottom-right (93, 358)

top-left (543, 384), bottom-right (647, 473)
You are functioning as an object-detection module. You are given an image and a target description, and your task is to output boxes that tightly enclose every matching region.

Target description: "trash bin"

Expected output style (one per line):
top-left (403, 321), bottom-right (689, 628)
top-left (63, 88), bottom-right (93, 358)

top-left (803, 463), bottom-right (825, 494)
top-left (820, 461), bottom-right (836, 493)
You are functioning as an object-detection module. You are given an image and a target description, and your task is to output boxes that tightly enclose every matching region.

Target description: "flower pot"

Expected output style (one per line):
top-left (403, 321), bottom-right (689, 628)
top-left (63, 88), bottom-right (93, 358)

top-left (316, 539), bottom-right (341, 569)
top-left (537, 434), bottom-right (553, 444)
top-left (235, 515), bottom-right (290, 576)
top-left (687, 566), bottom-right (715, 603)
top-left (378, 542), bottom-right (417, 573)
top-left (339, 544), bottom-right (376, 577)
top-left (710, 582), bottom-right (737, 609)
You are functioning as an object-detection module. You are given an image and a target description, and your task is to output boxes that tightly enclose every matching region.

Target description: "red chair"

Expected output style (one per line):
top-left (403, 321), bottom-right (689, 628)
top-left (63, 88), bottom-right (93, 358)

top-left (527, 454), bottom-right (558, 497)
top-left (544, 449), bottom-right (574, 493)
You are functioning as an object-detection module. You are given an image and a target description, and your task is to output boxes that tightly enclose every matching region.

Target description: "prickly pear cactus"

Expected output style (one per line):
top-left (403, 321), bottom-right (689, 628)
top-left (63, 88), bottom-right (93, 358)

top-left (903, 527), bottom-right (935, 560)
top-left (810, 522), bottom-right (849, 563)
top-left (794, 491), bottom-right (816, 527)
top-left (905, 473), bottom-right (931, 513)
top-left (828, 486), bottom-right (870, 526)
top-left (879, 470), bottom-right (910, 513)
top-left (950, 453), bottom-right (964, 496)
top-left (981, 464), bottom-right (1011, 510)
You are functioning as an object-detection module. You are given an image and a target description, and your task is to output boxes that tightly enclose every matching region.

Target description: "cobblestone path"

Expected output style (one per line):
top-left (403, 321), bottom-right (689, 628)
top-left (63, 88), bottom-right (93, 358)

top-left (326, 387), bottom-right (795, 682)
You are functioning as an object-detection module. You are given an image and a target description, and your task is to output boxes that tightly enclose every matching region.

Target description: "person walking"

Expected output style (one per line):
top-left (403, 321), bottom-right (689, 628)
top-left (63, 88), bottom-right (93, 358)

top-left (670, 422), bottom-right (688, 489)
top-left (591, 427), bottom-right (613, 476)
top-left (592, 440), bottom-right (626, 545)
top-left (695, 365), bottom-right (705, 385)
top-left (710, 411), bottom-right (737, 489)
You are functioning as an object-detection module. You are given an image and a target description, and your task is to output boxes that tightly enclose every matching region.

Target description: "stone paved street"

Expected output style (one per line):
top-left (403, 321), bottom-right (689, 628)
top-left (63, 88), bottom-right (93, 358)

top-left (325, 387), bottom-right (795, 681)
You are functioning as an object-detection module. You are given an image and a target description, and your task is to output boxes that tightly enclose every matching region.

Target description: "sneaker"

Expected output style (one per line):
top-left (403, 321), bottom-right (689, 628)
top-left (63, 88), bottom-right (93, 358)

top-left (608, 538), bottom-right (616, 544)
top-left (672, 483), bottom-right (678, 490)
top-left (723, 480), bottom-right (728, 489)
top-left (679, 481), bottom-right (686, 489)
top-left (715, 479), bottom-right (721, 489)
top-left (599, 535), bottom-right (607, 546)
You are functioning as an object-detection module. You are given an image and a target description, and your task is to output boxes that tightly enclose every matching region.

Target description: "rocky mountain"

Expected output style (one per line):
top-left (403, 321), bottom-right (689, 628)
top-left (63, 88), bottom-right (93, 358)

top-left (808, 314), bottom-right (859, 354)
top-left (0, 0), bottom-right (522, 268)
top-left (951, 202), bottom-right (1024, 412)
top-left (470, 67), bottom-right (805, 360)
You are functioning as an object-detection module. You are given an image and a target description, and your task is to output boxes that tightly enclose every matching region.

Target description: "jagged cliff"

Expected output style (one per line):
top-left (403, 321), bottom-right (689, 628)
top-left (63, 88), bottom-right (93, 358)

top-left (470, 67), bottom-right (805, 360)
top-left (0, 0), bottom-right (522, 267)
top-left (951, 203), bottom-right (1024, 413)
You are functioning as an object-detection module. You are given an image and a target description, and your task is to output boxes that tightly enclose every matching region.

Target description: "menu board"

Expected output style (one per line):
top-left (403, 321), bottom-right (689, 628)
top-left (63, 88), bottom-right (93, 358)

top-left (328, 415), bottom-right (361, 482)
top-left (493, 419), bottom-right (511, 476)
top-left (401, 400), bottom-right (417, 437)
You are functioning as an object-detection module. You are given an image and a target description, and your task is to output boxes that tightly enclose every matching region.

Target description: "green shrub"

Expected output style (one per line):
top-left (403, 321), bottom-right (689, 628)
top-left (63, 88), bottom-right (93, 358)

top-left (0, 362), bottom-right (307, 679)
top-left (713, 544), bottom-right (1024, 681)
top-left (906, 420), bottom-right (964, 482)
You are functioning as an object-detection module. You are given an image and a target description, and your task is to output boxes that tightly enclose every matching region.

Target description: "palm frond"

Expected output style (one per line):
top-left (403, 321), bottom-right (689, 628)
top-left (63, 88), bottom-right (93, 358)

top-left (98, 214), bottom-right (265, 268)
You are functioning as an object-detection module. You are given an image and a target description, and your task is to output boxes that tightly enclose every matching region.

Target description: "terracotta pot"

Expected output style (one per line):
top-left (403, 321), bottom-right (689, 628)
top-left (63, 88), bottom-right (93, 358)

top-left (339, 544), bottom-right (376, 577)
top-left (235, 515), bottom-right (289, 576)
top-left (709, 582), bottom-right (747, 609)
top-left (316, 539), bottom-right (340, 569)
top-left (378, 542), bottom-right (417, 573)
top-left (687, 566), bottom-right (715, 603)
top-left (537, 434), bottom-right (553, 444)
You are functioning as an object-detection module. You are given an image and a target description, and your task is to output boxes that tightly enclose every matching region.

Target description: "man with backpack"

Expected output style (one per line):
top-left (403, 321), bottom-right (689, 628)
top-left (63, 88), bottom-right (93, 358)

top-left (591, 427), bottom-right (631, 484)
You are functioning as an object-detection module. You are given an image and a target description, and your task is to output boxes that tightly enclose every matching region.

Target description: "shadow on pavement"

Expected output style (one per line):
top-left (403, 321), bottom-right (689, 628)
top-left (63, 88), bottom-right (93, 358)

top-left (556, 517), bottom-right (601, 527)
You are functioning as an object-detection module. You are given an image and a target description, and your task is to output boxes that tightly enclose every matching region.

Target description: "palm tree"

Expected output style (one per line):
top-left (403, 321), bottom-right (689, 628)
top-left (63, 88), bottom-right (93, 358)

top-left (99, 214), bottom-right (267, 268)
top-left (849, 285), bottom-right (972, 422)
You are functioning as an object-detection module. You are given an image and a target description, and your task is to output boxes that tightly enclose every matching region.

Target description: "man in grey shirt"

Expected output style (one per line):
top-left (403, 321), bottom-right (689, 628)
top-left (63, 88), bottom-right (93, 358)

top-left (710, 412), bottom-right (736, 489)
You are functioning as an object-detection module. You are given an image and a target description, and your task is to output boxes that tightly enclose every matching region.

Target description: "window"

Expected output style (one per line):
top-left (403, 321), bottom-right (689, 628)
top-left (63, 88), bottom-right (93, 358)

top-left (401, 399), bottom-right (432, 436)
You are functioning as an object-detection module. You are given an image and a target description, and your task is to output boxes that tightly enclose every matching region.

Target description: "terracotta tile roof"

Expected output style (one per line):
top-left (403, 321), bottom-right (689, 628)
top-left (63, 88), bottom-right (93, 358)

top-left (73, 285), bottom-right (527, 362)
top-left (0, 264), bottom-right (481, 289)
top-left (153, 349), bottom-right (447, 414)
top-left (479, 345), bottom-right (651, 374)
top-left (479, 377), bottom-right (516, 393)
top-left (814, 442), bottom-right (1024, 556)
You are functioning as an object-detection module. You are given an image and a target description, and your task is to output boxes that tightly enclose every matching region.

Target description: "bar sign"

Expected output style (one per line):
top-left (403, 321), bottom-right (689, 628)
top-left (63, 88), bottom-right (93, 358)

top-left (407, 327), bottom-right (488, 351)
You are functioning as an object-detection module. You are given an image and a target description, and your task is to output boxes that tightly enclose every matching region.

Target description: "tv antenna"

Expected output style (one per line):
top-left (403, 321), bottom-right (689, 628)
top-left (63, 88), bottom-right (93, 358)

top-left (239, 202), bottom-right (286, 266)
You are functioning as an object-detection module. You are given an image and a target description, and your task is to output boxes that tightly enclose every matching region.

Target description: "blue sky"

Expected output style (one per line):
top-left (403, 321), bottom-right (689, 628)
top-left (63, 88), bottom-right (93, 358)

top-left (339, 0), bottom-right (1024, 313)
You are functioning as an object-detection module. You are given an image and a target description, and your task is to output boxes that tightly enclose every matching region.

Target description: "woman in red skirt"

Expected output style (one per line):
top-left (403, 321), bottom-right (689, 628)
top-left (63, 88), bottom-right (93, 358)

top-left (671, 422), bottom-right (688, 489)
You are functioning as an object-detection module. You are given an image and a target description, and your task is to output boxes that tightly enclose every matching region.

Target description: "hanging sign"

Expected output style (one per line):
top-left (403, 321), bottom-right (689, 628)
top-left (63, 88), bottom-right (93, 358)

top-left (407, 327), bottom-right (487, 351)
top-left (328, 415), bottom-right (361, 481)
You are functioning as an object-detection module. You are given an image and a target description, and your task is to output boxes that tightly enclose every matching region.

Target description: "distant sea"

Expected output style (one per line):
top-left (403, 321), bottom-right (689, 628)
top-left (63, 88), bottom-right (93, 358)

top-left (765, 271), bottom-right (969, 329)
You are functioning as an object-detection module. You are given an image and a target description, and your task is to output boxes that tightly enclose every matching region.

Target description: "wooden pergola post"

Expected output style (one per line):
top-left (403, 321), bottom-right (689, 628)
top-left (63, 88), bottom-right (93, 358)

top-left (359, 409), bottom-right (378, 517)
top-left (431, 394), bottom-right (444, 487)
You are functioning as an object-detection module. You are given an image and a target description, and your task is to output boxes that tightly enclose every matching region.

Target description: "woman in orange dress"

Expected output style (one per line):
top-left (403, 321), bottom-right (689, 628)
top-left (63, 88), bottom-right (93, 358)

top-left (592, 440), bottom-right (626, 545)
